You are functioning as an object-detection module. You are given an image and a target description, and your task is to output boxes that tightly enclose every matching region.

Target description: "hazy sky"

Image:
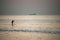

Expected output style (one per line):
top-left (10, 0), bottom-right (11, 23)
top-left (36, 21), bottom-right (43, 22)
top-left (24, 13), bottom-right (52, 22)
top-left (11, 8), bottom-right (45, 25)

top-left (0, 0), bottom-right (60, 15)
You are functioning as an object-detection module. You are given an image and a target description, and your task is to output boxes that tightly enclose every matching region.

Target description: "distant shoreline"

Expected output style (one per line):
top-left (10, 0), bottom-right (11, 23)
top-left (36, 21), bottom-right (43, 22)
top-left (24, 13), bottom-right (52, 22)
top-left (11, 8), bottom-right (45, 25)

top-left (0, 15), bottom-right (60, 16)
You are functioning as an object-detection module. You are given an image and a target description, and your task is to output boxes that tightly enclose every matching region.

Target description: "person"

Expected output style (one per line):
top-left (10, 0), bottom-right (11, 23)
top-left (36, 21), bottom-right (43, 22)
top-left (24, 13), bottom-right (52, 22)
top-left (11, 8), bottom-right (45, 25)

top-left (11, 20), bottom-right (14, 26)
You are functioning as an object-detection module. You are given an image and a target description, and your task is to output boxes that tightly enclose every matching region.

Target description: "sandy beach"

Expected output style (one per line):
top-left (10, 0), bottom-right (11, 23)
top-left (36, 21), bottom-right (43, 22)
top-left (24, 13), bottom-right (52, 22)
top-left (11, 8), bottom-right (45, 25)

top-left (0, 15), bottom-right (60, 40)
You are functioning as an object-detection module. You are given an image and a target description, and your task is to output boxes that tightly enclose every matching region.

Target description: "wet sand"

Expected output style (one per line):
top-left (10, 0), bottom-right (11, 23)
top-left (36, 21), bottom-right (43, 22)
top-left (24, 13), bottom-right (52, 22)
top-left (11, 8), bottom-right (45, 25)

top-left (0, 15), bottom-right (60, 40)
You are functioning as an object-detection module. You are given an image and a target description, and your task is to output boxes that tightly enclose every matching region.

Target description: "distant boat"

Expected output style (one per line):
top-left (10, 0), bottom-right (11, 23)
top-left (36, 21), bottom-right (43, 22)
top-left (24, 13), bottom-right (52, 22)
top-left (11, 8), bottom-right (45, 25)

top-left (29, 13), bottom-right (37, 15)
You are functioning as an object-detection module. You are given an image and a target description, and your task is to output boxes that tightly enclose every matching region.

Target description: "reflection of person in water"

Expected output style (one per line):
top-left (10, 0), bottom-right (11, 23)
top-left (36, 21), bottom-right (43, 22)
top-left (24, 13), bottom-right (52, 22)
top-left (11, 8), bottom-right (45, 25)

top-left (11, 20), bottom-right (14, 26)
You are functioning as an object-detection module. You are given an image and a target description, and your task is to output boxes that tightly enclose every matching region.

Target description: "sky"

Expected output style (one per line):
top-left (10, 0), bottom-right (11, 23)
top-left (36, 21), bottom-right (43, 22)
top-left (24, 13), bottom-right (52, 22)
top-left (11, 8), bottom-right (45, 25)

top-left (0, 0), bottom-right (60, 15)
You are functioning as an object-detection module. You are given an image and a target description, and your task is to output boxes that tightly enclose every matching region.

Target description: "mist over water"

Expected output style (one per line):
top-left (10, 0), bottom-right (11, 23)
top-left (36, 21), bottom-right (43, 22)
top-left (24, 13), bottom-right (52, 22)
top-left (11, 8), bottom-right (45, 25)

top-left (0, 0), bottom-right (60, 15)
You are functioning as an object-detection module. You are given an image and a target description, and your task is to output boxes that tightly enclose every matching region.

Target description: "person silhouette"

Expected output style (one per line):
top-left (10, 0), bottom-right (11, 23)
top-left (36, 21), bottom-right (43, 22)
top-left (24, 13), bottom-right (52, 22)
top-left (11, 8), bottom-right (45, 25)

top-left (11, 20), bottom-right (14, 26)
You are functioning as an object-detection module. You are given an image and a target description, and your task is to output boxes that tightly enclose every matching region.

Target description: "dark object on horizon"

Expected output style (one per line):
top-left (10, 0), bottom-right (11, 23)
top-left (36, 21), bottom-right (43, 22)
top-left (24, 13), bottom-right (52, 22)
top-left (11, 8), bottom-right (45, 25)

top-left (29, 13), bottom-right (37, 15)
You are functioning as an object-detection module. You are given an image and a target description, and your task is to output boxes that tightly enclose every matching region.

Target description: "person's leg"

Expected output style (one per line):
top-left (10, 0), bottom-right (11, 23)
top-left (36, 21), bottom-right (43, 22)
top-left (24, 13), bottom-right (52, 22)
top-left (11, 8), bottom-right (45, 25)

top-left (12, 23), bottom-right (13, 26)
